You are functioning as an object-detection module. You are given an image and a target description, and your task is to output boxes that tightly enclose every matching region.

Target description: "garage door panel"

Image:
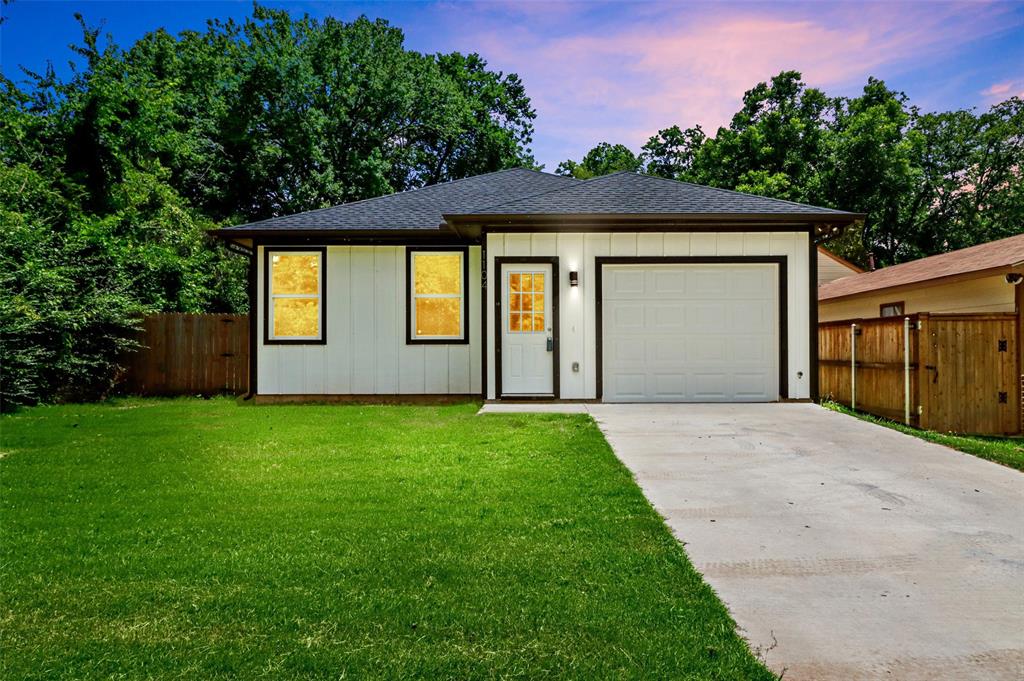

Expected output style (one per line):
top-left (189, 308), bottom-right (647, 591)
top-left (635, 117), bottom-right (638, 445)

top-left (608, 269), bottom-right (645, 295)
top-left (688, 303), bottom-right (728, 330)
top-left (733, 336), bottom-right (772, 363)
top-left (610, 338), bottom-right (645, 362)
top-left (733, 268), bottom-right (772, 295)
top-left (693, 372), bottom-right (729, 399)
top-left (732, 301), bottom-right (772, 329)
top-left (611, 304), bottom-right (644, 330)
top-left (609, 373), bottom-right (646, 399)
top-left (653, 373), bottom-right (686, 398)
top-left (651, 339), bottom-right (686, 362)
top-left (734, 372), bottom-right (772, 400)
top-left (603, 263), bottom-right (778, 403)
top-left (691, 270), bottom-right (729, 296)
top-left (687, 337), bottom-right (727, 362)
top-left (653, 270), bottom-right (686, 294)
top-left (651, 304), bottom-right (685, 330)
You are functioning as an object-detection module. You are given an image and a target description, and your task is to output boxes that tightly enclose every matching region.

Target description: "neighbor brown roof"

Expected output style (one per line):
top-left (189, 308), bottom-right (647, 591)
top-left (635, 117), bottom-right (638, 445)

top-left (819, 233), bottom-right (1024, 301)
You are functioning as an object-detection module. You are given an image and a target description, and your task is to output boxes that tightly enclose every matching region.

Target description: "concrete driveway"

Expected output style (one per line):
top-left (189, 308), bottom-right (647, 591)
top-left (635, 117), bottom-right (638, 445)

top-left (585, 404), bottom-right (1024, 680)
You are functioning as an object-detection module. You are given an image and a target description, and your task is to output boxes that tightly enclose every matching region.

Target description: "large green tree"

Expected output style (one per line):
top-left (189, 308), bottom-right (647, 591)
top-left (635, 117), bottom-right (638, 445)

top-left (556, 142), bottom-right (642, 179)
top-left (89, 5), bottom-right (536, 221)
top-left (0, 5), bottom-right (537, 409)
top-left (564, 72), bottom-right (1023, 268)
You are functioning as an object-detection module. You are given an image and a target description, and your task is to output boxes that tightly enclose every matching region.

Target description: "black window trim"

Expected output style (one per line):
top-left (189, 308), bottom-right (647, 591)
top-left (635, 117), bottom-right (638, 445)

top-left (406, 245), bottom-right (470, 345)
top-left (263, 246), bottom-right (328, 345)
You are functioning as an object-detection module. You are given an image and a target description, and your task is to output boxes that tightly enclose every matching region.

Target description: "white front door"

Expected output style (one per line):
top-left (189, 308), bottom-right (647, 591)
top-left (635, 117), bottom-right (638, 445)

top-left (501, 264), bottom-right (554, 396)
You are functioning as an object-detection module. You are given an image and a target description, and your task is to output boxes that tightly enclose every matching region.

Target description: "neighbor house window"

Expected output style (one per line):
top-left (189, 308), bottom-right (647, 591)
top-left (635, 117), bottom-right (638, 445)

top-left (880, 301), bottom-right (904, 318)
top-left (265, 249), bottom-right (326, 343)
top-left (407, 247), bottom-right (468, 343)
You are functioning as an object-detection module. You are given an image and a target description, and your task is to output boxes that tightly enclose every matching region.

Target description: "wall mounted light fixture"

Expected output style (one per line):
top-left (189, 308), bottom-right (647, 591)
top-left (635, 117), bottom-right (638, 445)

top-left (569, 271), bottom-right (579, 287)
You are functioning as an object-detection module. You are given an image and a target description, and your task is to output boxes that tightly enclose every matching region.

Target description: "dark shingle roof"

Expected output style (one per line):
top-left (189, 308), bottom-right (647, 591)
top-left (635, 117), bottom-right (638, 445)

top-left (215, 168), bottom-right (861, 237)
top-left (459, 171), bottom-right (854, 217)
top-left (218, 168), bottom-right (578, 233)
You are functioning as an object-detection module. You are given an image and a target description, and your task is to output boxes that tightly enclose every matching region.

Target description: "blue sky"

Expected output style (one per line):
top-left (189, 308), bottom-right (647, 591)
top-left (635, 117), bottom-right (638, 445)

top-left (3, 1), bottom-right (1023, 169)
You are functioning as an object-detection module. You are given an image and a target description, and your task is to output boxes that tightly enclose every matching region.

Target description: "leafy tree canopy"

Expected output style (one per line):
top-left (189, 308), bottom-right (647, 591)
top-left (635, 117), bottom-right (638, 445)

top-left (561, 71), bottom-right (1023, 268)
top-left (0, 4), bottom-right (536, 409)
top-left (556, 142), bottom-right (641, 179)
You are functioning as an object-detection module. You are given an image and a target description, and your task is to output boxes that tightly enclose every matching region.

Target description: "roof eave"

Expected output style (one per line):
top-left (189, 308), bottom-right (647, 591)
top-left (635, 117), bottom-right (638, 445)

top-left (818, 263), bottom-right (1021, 302)
top-left (207, 226), bottom-right (464, 243)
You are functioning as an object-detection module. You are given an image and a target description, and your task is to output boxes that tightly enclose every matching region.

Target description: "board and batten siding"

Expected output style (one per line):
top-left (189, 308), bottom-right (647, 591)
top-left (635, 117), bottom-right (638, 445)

top-left (486, 231), bottom-right (813, 400)
top-left (256, 245), bottom-right (482, 395)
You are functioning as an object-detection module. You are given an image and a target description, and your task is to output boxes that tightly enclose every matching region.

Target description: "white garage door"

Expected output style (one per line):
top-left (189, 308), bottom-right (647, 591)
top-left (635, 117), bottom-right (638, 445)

top-left (602, 264), bottom-right (779, 402)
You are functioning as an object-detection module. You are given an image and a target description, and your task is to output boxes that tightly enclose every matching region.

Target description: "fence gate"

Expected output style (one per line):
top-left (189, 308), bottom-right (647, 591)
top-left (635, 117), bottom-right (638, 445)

top-left (819, 313), bottom-right (1020, 436)
top-left (123, 313), bottom-right (249, 396)
top-left (921, 314), bottom-right (1019, 435)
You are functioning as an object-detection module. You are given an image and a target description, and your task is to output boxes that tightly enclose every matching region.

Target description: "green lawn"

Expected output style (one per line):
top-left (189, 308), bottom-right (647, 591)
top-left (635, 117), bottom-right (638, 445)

top-left (824, 401), bottom-right (1024, 471)
top-left (0, 398), bottom-right (773, 680)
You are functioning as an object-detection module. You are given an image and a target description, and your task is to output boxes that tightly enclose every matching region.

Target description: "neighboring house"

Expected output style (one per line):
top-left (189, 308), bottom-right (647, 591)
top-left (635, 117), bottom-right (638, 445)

top-left (817, 246), bottom-right (863, 286)
top-left (212, 169), bottom-right (861, 403)
top-left (818, 233), bottom-right (1024, 322)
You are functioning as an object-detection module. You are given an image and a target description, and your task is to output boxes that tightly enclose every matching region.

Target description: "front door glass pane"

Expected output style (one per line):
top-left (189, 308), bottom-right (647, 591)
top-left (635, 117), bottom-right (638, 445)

top-left (508, 271), bottom-right (546, 333)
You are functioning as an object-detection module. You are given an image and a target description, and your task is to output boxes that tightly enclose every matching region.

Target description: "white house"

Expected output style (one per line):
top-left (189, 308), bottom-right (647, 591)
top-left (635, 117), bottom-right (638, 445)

top-left (212, 169), bottom-right (861, 403)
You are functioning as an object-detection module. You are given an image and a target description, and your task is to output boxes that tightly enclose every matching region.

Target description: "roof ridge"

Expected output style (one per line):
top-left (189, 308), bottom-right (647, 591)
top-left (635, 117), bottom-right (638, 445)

top-left (468, 171), bottom-right (592, 214)
top-left (226, 167), bottom-right (562, 229)
top-left (465, 168), bottom-right (854, 216)
top-left (630, 170), bottom-right (851, 214)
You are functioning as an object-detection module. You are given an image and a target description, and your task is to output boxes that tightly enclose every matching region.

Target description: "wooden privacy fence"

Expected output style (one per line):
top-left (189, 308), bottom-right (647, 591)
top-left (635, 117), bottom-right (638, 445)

top-left (123, 313), bottom-right (249, 396)
top-left (820, 313), bottom-right (1020, 436)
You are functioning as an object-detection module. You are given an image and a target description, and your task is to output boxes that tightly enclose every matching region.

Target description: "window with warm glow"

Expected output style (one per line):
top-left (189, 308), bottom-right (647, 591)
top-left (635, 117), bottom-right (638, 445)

top-left (409, 250), bottom-right (465, 341)
top-left (508, 272), bottom-right (545, 333)
top-left (267, 250), bottom-right (324, 341)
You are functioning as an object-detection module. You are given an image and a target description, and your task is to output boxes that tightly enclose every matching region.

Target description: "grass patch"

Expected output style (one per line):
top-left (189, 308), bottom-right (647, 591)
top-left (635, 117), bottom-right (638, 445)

top-left (823, 401), bottom-right (1024, 472)
top-left (1, 398), bottom-right (773, 679)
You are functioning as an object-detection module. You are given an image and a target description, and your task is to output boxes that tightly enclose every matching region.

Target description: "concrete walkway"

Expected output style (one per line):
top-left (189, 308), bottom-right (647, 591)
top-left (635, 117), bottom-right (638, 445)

top-left (481, 402), bottom-right (1024, 680)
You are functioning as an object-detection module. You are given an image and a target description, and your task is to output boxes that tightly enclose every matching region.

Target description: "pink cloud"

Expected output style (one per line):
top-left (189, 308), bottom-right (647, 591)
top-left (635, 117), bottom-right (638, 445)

top-left (982, 80), bottom-right (1024, 100)
top-left (444, 1), bottom-right (1021, 165)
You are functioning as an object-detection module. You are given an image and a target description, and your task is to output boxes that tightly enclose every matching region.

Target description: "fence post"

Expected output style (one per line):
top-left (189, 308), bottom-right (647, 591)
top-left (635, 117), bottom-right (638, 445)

top-left (904, 316), bottom-right (911, 425)
top-left (917, 313), bottom-right (930, 430)
top-left (850, 322), bottom-right (857, 411)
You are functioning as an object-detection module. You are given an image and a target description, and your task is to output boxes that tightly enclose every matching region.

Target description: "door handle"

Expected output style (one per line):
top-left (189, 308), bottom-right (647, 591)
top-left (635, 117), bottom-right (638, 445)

top-left (546, 337), bottom-right (553, 352)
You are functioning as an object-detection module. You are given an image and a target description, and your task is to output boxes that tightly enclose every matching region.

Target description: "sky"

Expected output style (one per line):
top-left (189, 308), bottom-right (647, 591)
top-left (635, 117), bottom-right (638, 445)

top-left (2, 0), bottom-right (1023, 170)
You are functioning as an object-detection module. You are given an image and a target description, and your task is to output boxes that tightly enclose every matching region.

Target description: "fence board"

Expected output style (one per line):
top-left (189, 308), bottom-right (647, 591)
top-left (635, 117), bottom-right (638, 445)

top-left (924, 314), bottom-right (1018, 435)
top-left (123, 313), bottom-right (249, 396)
top-left (820, 313), bottom-right (1020, 436)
